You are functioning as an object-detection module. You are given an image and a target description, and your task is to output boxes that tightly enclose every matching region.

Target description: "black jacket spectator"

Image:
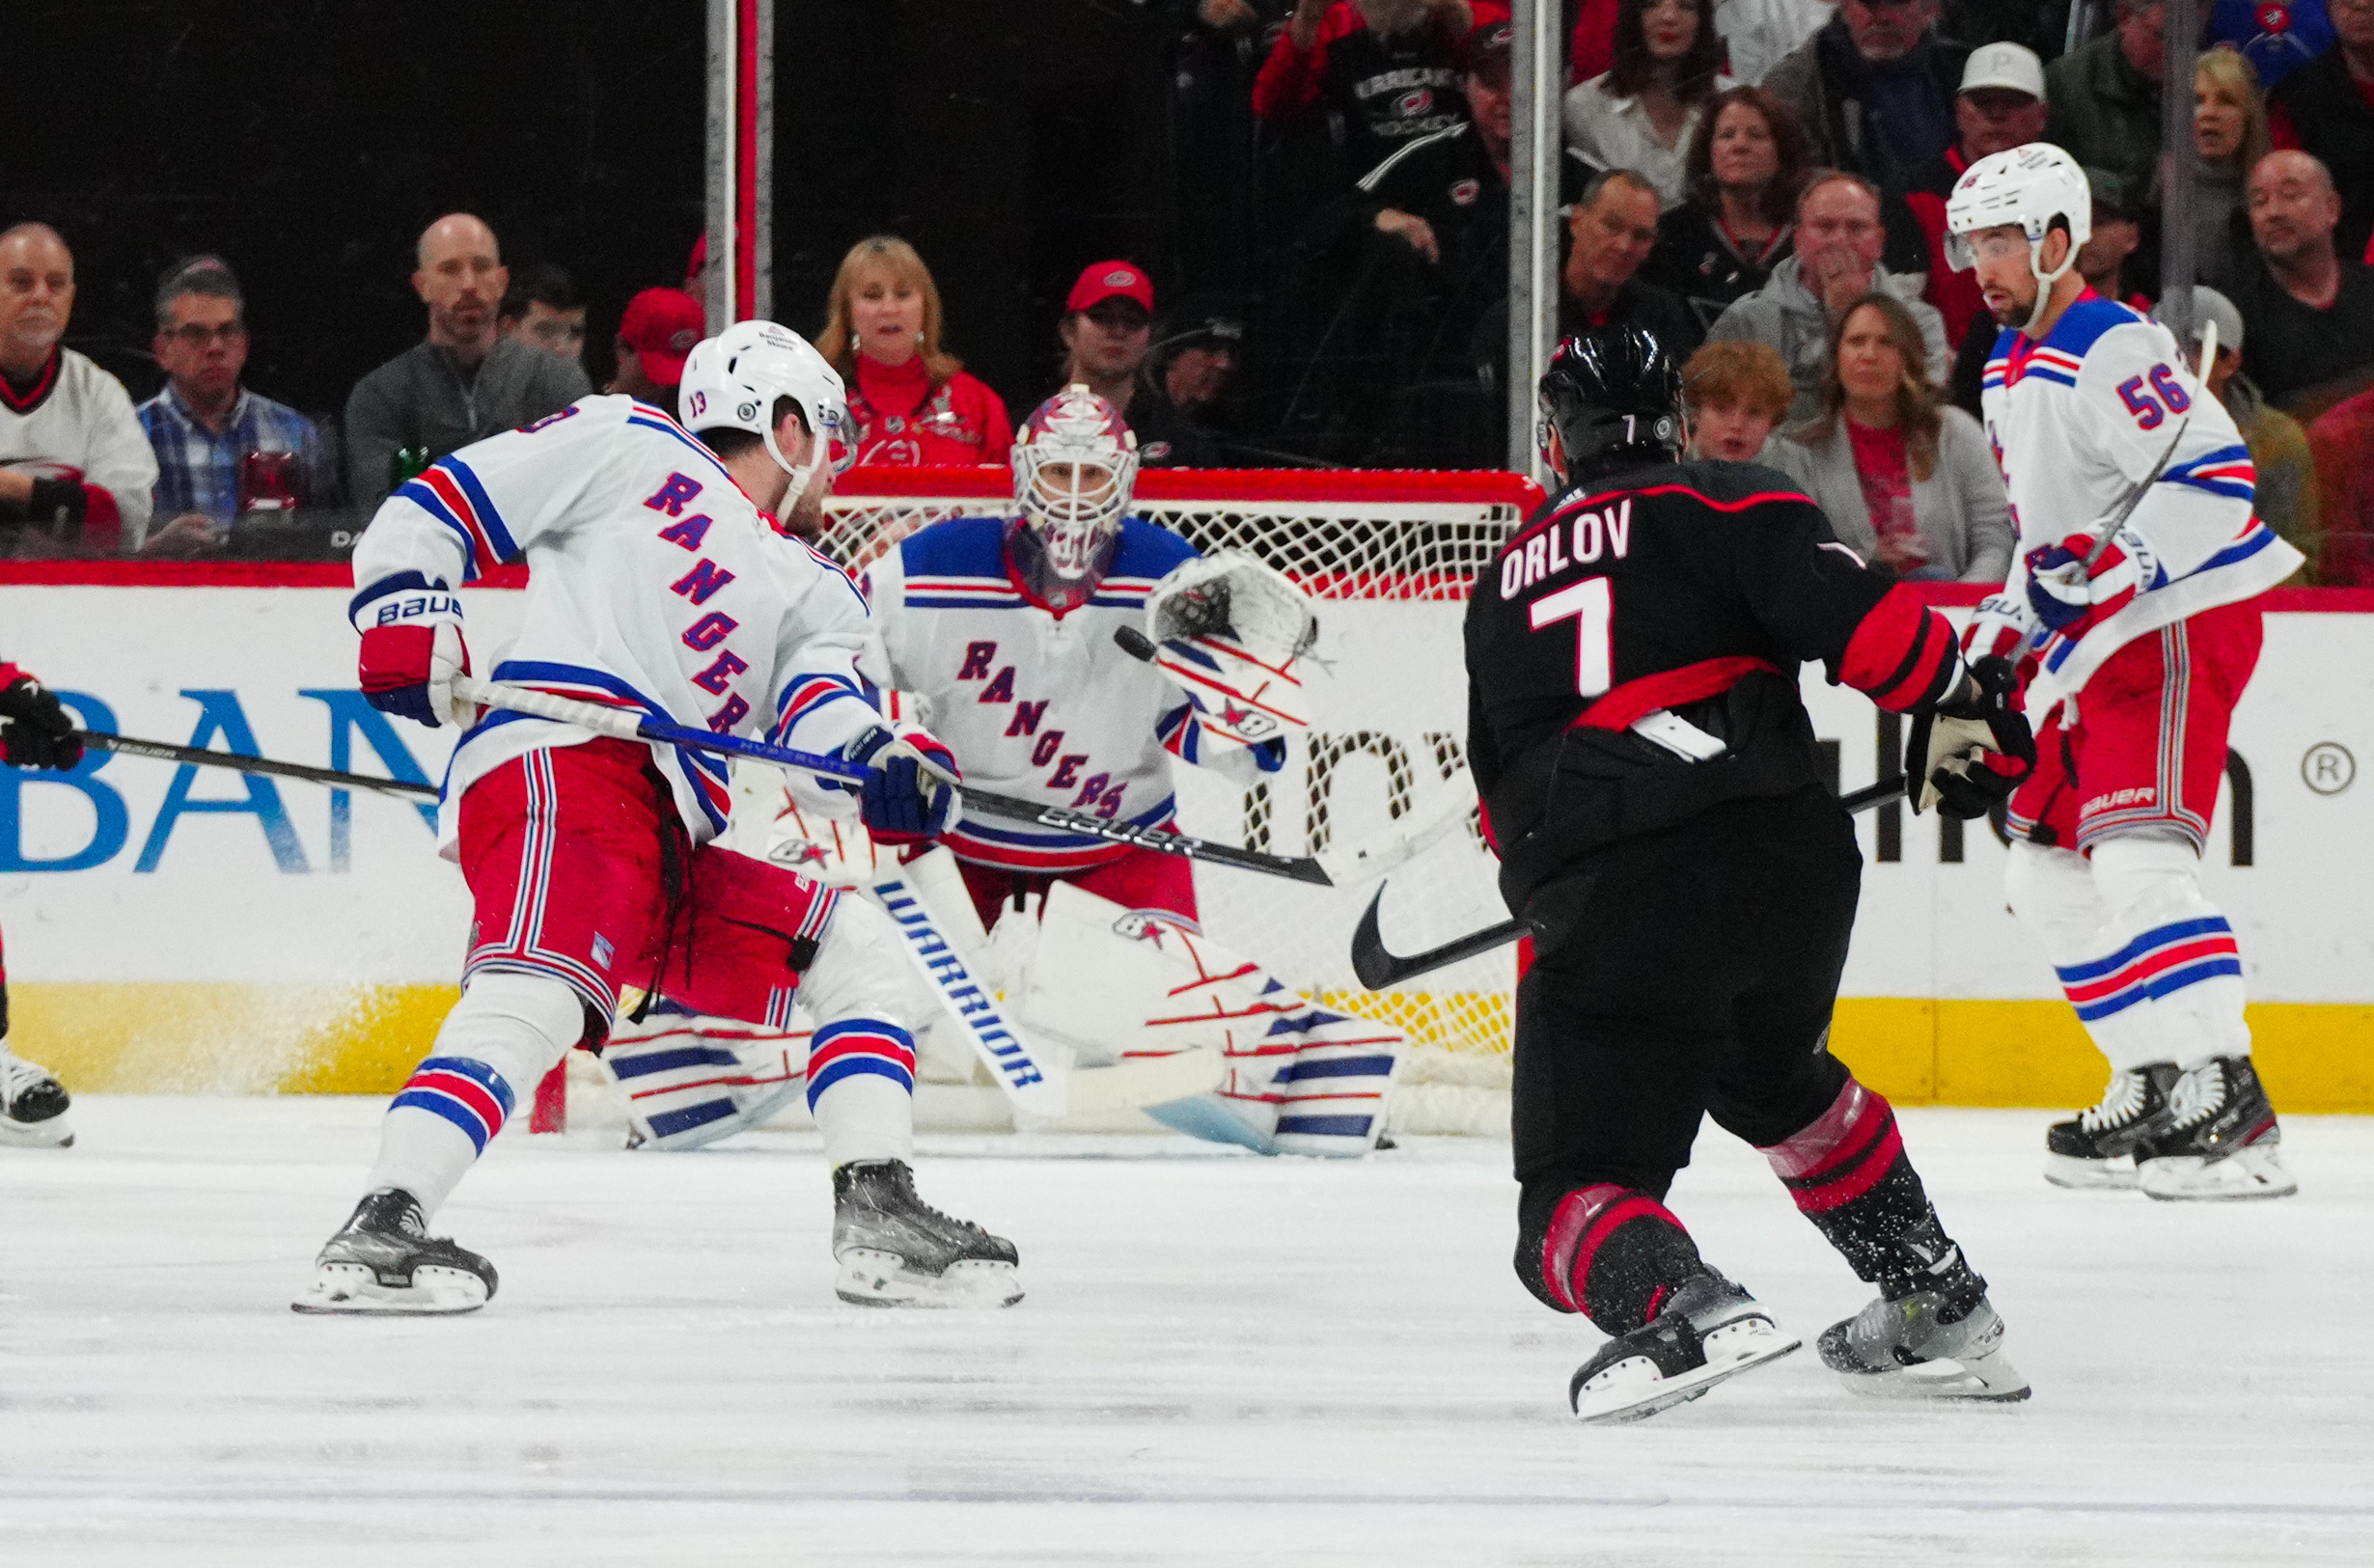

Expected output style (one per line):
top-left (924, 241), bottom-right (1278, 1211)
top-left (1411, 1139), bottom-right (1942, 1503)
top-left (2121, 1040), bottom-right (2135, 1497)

top-left (1642, 85), bottom-right (1812, 335)
top-left (1253, 1), bottom-right (1506, 180)
top-left (1762, 9), bottom-right (1970, 192)
top-left (2221, 150), bottom-right (2374, 419)
top-left (2041, 6), bottom-right (2166, 213)
top-left (2268, 37), bottom-right (2374, 265)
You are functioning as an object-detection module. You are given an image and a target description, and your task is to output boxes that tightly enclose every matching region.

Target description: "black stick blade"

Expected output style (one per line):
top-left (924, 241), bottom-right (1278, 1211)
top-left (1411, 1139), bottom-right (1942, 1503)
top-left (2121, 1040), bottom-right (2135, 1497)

top-left (1351, 884), bottom-right (1531, 990)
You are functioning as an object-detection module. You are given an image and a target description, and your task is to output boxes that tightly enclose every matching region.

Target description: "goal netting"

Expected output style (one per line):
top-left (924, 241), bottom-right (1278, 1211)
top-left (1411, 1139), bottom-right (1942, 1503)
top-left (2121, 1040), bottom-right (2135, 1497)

top-left (815, 467), bottom-right (1538, 1133)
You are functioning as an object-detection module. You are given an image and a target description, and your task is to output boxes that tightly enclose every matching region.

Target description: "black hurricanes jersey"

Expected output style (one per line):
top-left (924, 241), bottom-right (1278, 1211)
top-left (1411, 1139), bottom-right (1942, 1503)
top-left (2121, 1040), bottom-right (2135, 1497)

top-left (1464, 458), bottom-right (1960, 901)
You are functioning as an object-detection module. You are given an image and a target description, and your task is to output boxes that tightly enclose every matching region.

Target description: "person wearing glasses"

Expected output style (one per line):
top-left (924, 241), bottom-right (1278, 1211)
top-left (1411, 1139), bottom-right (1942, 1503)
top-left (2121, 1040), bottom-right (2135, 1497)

top-left (0, 223), bottom-right (157, 555)
top-left (135, 256), bottom-right (338, 556)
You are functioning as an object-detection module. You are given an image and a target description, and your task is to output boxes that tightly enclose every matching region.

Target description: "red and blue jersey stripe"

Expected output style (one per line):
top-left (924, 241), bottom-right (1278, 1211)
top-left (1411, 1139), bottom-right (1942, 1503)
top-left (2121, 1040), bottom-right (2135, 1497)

top-left (2056, 916), bottom-right (2243, 1020)
top-left (398, 454), bottom-right (517, 580)
top-left (392, 1054), bottom-right (516, 1154)
top-left (803, 1019), bottom-right (917, 1108)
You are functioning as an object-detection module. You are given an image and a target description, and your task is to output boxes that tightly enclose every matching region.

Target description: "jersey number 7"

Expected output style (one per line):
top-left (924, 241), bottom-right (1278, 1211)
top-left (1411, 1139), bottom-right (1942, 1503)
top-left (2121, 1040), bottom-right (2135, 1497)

top-left (1530, 576), bottom-right (1612, 698)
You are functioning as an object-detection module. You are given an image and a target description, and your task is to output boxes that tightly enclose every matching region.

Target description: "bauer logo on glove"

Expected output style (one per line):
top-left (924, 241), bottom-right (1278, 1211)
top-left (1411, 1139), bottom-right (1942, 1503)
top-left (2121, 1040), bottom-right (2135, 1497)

top-left (351, 572), bottom-right (476, 729)
top-left (2023, 526), bottom-right (2160, 635)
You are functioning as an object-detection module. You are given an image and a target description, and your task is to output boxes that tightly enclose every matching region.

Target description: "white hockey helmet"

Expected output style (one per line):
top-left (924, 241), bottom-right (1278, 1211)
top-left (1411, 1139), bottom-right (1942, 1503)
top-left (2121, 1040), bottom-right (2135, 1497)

top-left (1944, 143), bottom-right (2092, 331)
top-left (1008, 384), bottom-right (1140, 608)
top-left (677, 320), bottom-right (857, 497)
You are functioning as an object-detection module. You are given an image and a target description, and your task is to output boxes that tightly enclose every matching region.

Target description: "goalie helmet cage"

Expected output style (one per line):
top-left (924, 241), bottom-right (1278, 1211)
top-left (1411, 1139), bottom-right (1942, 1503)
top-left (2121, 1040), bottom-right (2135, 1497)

top-left (819, 467), bottom-right (1540, 1085)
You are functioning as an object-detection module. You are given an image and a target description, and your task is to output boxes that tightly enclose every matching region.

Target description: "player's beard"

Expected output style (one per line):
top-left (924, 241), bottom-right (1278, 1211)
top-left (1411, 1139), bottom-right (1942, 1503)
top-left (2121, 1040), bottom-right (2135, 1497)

top-left (781, 465), bottom-right (830, 540)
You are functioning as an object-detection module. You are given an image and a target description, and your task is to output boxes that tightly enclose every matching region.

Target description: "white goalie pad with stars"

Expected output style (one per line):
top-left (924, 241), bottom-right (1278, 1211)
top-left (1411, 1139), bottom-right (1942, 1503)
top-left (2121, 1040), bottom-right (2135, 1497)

top-left (1013, 881), bottom-right (1400, 1157)
top-left (1144, 551), bottom-right (1318, 748)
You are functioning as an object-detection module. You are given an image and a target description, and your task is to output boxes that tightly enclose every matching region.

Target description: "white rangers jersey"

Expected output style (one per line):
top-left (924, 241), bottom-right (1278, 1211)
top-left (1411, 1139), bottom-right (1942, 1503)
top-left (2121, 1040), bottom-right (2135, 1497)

top-left (859, 514), bottom-right (1279, 872)
top-left (350, 395), bottom-right (882, 852)
top-left (0, 346), bottom-right (158, 549)
top-left (1979, 292), bottom-right (2302, 711)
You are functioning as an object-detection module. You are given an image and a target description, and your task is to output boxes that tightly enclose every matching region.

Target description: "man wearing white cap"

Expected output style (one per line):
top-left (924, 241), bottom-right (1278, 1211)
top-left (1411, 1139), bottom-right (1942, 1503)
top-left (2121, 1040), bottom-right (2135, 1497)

top-left (1896, 41), bottom-right (2049, 355)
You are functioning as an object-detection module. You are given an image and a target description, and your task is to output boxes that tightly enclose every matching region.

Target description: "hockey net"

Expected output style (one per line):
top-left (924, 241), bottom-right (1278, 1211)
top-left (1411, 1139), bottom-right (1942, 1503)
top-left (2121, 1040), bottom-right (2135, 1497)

top-left (818, 468), bottom-right (1539, 1133)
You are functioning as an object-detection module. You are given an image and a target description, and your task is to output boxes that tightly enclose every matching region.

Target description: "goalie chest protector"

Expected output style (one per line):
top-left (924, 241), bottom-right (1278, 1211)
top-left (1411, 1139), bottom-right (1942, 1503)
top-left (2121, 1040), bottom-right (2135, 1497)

top-left (862, 513), bottom-right (1210, 873)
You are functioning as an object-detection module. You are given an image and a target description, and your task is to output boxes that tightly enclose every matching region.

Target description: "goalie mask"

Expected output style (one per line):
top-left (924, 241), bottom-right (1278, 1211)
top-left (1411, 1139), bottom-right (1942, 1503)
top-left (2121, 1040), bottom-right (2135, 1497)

top-left (1008, 384), bottom-right (1140, 612)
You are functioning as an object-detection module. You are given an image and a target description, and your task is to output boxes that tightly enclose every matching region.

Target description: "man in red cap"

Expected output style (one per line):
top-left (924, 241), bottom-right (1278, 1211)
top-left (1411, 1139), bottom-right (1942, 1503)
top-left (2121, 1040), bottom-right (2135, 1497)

top-left (1051, 261), bottom-right (1216, 467)
top-left (608, 287), bottom-right (705, 409)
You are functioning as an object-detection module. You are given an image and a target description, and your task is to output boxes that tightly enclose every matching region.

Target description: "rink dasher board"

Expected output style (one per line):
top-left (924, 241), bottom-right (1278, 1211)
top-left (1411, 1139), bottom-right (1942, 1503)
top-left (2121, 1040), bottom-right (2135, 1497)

top-left (1, 580), bottom-right (2370, 1102)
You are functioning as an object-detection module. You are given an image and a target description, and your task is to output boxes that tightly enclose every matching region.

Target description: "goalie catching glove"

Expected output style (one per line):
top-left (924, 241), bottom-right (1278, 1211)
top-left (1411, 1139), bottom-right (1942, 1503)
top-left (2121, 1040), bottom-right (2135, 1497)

top-left (1904, 654), bottom-right (2034, 818)
top-left (1143, 550), bottom-right (1318, 749)
top-left (352, 573), bottom-right (476, 729)
top-left (841, 722), bottom-right (961, 844)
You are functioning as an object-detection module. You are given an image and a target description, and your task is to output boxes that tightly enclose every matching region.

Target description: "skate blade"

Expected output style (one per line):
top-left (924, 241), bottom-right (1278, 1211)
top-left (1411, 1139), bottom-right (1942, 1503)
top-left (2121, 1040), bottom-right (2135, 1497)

top-left (0, 1116), bottom-right (76, 1149)
top-left (2042, 1152), bottom-right (2137, 1191)
top-left (1573, 1327), bottom-right (1801, 1426)
top-left (1835, 1344), bottom-right (2031, 1403)
top-left (2139, 1144), bottom-right (2298, 1201)
top-left (834, 1249), bottom-right (1024, 1309)
top-left (291, 1261), bottom-right (490, 1316)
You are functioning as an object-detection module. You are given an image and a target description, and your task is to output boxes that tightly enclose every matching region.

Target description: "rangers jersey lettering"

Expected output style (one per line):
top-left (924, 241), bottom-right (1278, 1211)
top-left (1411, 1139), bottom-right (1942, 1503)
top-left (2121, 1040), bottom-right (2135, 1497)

top-left (1979, 292), bottom-right (2302, 711)
top-left (350, 395), bottom-right (883, 852)
top-left (861, 514), bottom-right (1261, 872)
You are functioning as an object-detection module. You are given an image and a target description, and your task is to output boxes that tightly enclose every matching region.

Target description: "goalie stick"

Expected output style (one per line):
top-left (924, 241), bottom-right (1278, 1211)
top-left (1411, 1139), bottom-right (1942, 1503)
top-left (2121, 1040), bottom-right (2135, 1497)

top-left (451, 676), bottom-right (1333, 886)
top-left (1351, 775), bottom-right (1911, 987)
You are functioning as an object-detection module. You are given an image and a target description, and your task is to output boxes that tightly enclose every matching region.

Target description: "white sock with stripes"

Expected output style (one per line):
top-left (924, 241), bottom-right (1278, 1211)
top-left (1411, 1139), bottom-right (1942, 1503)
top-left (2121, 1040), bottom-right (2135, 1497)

top-left (805, 1018), bottom-right (917, 1169)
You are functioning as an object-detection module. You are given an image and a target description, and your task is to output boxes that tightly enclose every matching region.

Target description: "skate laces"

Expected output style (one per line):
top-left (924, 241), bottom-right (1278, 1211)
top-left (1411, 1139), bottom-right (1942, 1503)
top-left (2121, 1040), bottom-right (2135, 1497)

top-left (2079, 1070), bottom-right (2149, 1134)
top-left (2166, 1062), bottom-right (2229, 1130)
top-left (0, 1049), bottom-right (56, 1109)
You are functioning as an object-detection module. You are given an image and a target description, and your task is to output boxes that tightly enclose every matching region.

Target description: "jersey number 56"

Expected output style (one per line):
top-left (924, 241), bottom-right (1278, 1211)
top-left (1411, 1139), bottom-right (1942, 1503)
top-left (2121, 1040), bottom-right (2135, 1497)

top-left (2116, 365), bottom-right (2192, 430)
top-left (1530, 576), bottom-right (1613, 698)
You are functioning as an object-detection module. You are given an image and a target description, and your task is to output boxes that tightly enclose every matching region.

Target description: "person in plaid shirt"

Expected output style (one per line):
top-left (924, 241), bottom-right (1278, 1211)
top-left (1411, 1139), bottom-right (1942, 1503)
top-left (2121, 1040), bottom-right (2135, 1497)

top-left (135, 257), bottom-right (335, 550)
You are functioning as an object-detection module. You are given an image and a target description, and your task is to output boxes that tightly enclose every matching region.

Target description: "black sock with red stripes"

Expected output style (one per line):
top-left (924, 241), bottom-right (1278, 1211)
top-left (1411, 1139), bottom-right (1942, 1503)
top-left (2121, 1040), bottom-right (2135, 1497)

top-left (1759, 1079), bottom-right (1980, 1298)
top-left (1516, 1182), bottom-right (1712, 1334)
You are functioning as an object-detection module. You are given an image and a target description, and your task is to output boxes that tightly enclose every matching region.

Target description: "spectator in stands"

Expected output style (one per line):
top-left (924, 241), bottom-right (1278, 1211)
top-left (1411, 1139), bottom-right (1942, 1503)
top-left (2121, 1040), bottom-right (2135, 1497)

top-left (1680, 338), bottom-right (1795, 458)
top-left (136, 257), bottom-right (335, 553)
top-left (814, 235), bottom-right (1010, 468)
top-left (606, 287), bottom-right (704, 408)
top-left (1255, 0), bottom-right (1502, 181)
top-left (1707, 170), bottom-right (1946, 420)
top-left (345, 213), bottom-right (590, 510)
top-left (2306, 377), bottom-right (2374, 584)
top-left (1559, 169), bottom-right (1701, 348)
top-left (1647, 86), bottom-right (1812, 333)
top-left (1767, 289), bottom-right (2012, 580)
top-left (1051, 261), bottom-right (1217, 468)
top-left (2162, 285), bottom-right (2319, 577)
top-left (2208, 0), bottom-right (2334, 92)
top-left (1573, 0), bottom-right (1833, 89)
top-left (2269, 0), bottom-right (2374, 264)
top-left (1764, 1), bottom-right (1970, 191)
top-left (2043, 0), bottom-right (2166, 209)
top-left (1564, 0), bottom-right (1734, 209)
top-left (2193, 50), bottom-right (2277, 292)
top-left (2075, 167), bottom-right (2152, 311)
top-left (1156, 306), bottom-right (1246, 422)
top-left (0, 223), bottom-right (156, 555)
top-left (2222, 151), bottom-right (2374, 419)
top-left (1898, 42), bottom-right (2051, 354)
top-left (497, 263), bottom-right (587, 371)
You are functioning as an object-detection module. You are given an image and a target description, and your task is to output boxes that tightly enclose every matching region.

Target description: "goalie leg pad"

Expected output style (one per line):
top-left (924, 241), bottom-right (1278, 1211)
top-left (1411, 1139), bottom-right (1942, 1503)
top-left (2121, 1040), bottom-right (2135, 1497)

top-left (604, 998), bottom-right (808, 1150)
top-left (1269, 1005), bottom-right (1402, 1157)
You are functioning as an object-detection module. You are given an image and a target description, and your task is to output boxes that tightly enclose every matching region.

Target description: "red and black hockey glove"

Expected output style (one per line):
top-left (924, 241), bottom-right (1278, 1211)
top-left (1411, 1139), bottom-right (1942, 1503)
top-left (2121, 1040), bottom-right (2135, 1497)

top-left (1905, 656), bottom-right (2034, 819)
top-left (0, 664), bottom-right (84, 771)
top-left (842, 723), bottom-right (962, 844)
top-left (351, 574), bottom-right (474, 729)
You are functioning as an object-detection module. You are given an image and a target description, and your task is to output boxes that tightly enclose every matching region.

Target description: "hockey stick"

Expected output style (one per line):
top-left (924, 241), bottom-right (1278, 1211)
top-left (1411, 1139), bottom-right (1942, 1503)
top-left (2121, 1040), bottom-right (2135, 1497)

top-left (1350, 774), bottom-right (1909, 988)
top-left (66, 729), bottom-right (439, 801)
top-left (450, 676), bottom-right (1333, 886)
top-left (2080, 318), bottom-right (2215, 569)
top-left (869, 869), bottom-right (1071, 1118)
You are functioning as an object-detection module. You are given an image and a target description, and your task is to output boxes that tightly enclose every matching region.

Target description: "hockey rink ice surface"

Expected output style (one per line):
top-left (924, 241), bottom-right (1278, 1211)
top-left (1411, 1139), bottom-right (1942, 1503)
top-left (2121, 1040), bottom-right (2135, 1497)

top-left (5, 1099), bottom-right (2370, 1566)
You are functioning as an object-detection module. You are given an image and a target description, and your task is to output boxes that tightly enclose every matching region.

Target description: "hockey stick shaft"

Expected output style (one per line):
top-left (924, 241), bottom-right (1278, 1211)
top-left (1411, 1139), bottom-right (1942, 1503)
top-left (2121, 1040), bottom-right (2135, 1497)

top-left (1351, 774), bottom-right (1911, 988)
top-left (452, 677), bottom-right (1335, 886)
top-left (73, 729), bottom-right (439, 801)
top-left (2081, 318), bottom-right (2215, 569)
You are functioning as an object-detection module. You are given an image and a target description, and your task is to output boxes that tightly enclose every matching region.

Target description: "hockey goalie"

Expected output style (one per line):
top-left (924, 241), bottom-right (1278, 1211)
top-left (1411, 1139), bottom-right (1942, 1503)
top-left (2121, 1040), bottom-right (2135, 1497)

top-left (601, 386), bottom-right (1401, 1155)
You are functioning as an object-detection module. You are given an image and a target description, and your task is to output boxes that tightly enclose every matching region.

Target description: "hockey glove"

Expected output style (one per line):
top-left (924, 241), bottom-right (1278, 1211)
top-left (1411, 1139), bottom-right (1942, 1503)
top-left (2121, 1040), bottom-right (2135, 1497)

top-left (843, 722), bottom-right (962, 844)
top-left (2023, 527), bottom-right (2153, 635)
top-left (352, 574), bottom-right (474, 729)
top-left (0, 665), bottom-right (83, 771)
top-left (1904, 655), bottom-right (2035, 818)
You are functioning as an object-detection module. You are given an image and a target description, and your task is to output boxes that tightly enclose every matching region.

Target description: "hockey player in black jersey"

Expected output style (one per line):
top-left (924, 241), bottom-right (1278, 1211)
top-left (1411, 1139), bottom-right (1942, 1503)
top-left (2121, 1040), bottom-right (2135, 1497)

top-left (1469, 326), bottom-right (2036, 1423)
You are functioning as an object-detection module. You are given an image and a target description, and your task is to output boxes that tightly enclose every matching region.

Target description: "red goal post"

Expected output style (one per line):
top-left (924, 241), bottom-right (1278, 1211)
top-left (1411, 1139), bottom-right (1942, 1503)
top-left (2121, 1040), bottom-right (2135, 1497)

top-left (817, 467), bottom-right (1542, 1077)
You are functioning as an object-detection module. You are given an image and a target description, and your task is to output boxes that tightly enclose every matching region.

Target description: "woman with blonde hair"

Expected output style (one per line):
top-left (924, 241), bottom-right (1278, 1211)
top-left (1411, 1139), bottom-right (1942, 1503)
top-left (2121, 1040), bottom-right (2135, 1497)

top-left (1768, 291), bottom-right (2010, 583)
top-left (2191, 50), bottom-right (2275, 289)
top-left (814, 235), bottom-right (1011, 467)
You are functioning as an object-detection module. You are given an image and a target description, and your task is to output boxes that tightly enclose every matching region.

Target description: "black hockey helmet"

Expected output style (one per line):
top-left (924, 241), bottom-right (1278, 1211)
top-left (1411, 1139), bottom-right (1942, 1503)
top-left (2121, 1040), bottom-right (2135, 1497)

top-left (1536, 325), bottom-right (1686, 484)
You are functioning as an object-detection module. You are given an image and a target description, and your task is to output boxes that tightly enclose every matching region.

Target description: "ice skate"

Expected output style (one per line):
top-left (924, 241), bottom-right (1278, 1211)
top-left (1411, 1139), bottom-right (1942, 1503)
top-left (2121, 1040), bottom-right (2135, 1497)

top-left (2139, 1057), bottom-right (2297, 1201)
top-left (2043, 1064), bottom-right (2177, 1190)
top-left (291, 1189), bottom-right (498, 1315)
top-left (1818, 1247), bottom-right (2029, 1403)
top-left (1567, 1273), bottom-right (1800, 1425)
top-left (832, 1159), bottom-right (1021, 1308)
top-left (0, 1046), bottom-right (73, 1148)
